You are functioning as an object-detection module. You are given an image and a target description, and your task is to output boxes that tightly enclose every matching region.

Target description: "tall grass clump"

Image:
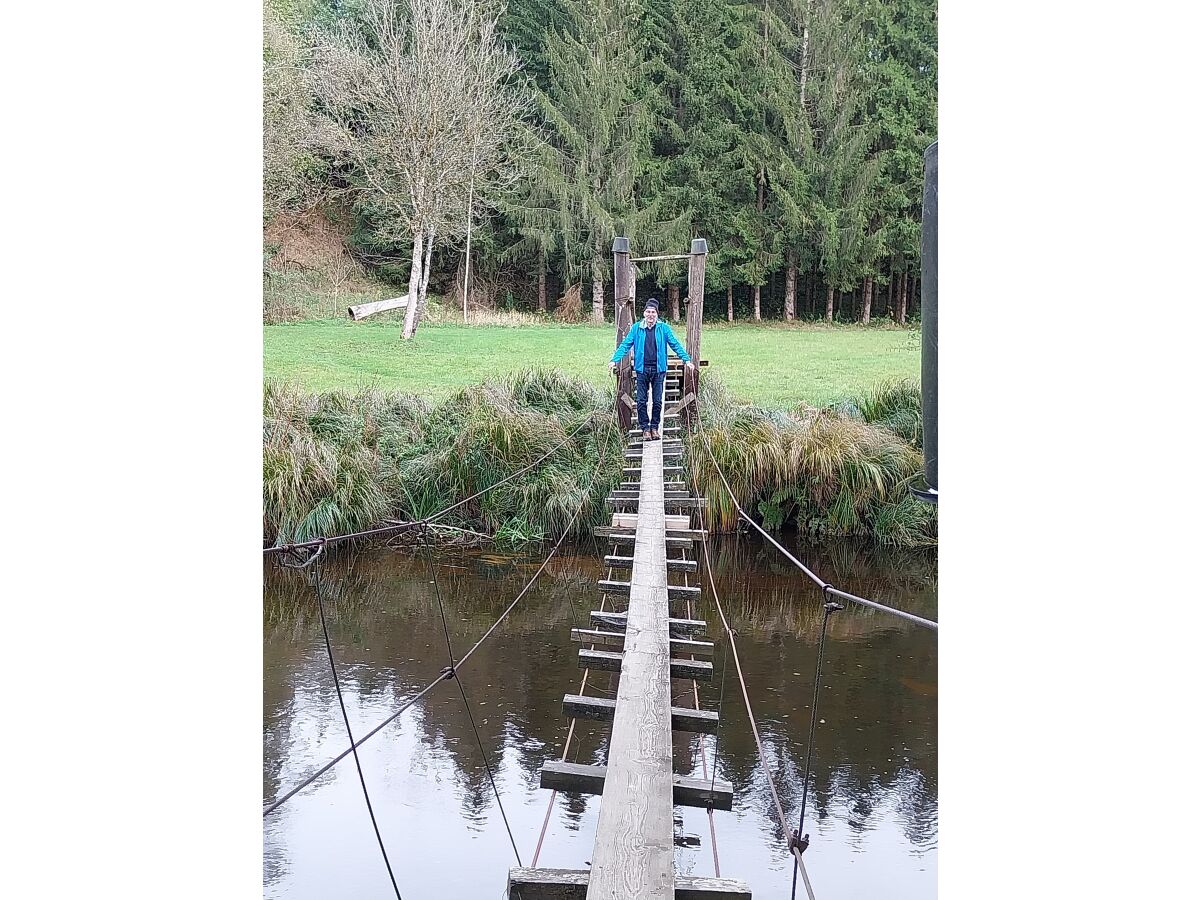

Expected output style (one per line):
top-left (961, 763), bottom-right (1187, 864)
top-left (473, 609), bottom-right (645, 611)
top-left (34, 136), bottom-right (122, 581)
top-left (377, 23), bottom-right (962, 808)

top-left (689, 375), bottom-right (935, 547)
top-left (263, 370), bottom-right (621, 547)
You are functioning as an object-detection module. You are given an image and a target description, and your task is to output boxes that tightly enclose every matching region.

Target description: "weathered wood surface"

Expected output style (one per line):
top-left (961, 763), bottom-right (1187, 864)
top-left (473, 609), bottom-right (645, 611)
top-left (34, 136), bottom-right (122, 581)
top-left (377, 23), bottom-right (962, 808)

top-left (598, 579), bottom-right (701, 602)
top-left (561, 694), bottom-right (719, 734)
top-left (539, 761), bottom-right (733, 810)
top-left (569, 628), bottom-right (714, 657)
top-left (609, 490), bottom-right (693, 499)
top-left (623, 466), bottom-right (683, 475)
top-left (585, 437), bottom-right (673, 900)
top-left (347, 295), bottom-right (409, 320)
top-left (603, 554), bottom-right (697, 572)
top-left (507, 869), bottom-right (750, 900)
top-left (578, 648), bottom-right (712, 680)
top-left (610, 512), bottom-right (692, 531)
top-left (619, 480), bottom-right (687, 490)
top-left (685, 239), bottom-right (707, 361)
top-left (605, 497), bottom-right (708, 510)
top-left (590, 610), bottom-right (706, 636)
top-left (593, 529), bottom-right (700, 547)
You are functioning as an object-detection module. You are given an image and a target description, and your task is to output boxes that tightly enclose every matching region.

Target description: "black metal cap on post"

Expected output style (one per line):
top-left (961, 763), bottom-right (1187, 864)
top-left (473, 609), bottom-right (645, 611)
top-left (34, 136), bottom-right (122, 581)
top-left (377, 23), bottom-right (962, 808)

top-left (912, 140), bottom-right (938, 505)
top-left (612, 237), bottom-right (630, 254)
top-left (690, 238), bottom-right (708, 255)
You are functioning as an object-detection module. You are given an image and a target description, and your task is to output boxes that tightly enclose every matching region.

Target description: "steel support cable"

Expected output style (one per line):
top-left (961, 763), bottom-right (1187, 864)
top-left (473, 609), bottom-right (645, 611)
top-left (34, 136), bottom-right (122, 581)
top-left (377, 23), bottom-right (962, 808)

top-left (307, 546), bottom-right (404, 900)
top-left (525, 411), bottom-right (622, 867)
top-left (685, 585), bottom-right (722, 877)
top-left (693, 427), bottom-right (937, 631)
top-left (264, 409), bottom-right (617, 819)
top-left (423, 526), bottom-right (523, 866)
top-left (265, 407), bottom-right (606, 557)
top-left (693, 475), bottom-right (818, 900)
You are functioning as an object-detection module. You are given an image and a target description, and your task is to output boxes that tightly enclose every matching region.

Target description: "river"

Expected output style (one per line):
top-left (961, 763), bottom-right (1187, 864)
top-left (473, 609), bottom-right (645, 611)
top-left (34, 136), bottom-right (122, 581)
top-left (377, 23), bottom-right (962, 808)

top-left (263, 532), bottom-right (937, 899)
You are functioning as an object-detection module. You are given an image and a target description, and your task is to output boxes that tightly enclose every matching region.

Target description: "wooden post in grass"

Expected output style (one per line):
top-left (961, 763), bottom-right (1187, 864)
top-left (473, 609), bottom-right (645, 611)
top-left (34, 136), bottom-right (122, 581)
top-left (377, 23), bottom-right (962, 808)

top-left (683, 239), bottom-right (707, 428)
top-left (613, 237), bottom-right (635, 432)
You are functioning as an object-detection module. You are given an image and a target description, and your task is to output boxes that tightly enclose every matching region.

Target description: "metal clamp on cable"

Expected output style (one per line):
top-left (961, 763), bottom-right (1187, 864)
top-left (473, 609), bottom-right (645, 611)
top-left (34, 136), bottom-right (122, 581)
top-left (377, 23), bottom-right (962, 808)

top-left (820, 584), bottom-right (844, 615)
top-left (441, 666), bottom-right (456, 681)
top-left (788, 828), bottom-right (810, 855)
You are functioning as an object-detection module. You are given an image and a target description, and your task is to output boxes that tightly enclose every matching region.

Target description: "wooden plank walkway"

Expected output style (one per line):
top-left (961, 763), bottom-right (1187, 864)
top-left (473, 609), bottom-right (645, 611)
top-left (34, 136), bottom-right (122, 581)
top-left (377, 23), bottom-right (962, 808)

top-left (511, 353), bottom-right (750, 899)
top-left (586, 437), bottom-right (675, 899)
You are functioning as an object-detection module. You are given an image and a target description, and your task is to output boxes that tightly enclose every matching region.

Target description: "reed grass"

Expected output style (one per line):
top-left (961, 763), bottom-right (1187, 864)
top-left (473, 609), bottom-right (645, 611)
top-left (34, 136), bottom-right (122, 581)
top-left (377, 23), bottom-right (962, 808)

top-left (262, 371), bottom-right (935, 549)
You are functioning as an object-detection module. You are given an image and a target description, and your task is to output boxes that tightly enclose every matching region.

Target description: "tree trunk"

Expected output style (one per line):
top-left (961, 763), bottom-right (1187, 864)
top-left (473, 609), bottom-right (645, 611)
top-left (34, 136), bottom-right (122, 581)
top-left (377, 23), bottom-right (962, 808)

top-left (591, 245), bottom-right (604, 323)
top-left (415, 226), bottom-right (434, 330)
top-left (896, 272), bottom-right (908, 325)
top-left (668, 283), bottom-right (680, 321)
top-left (727, 284), bottom-right (734, 322)
top-left (537, 252), bottom-right (547, 313)
top-left (825, 285), bottom-right (834, 323)
top-left (862, 275), bottom-right (873, 325)
top-left (753, 284), bottom-right (761, 321)
top-left (401, 228), bottom-right (424, 339)
top-left (784, 249), bottom-right (796, 321)
top-left (887, 271), bottom-right (895, 318)
top-left (805, 272), bottom-right (812, 318)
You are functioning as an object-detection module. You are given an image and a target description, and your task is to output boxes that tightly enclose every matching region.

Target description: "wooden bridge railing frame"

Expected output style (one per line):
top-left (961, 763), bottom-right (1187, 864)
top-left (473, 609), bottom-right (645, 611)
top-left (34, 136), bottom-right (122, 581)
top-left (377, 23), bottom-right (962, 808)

top-left (612, 237), bottom-right (707, 431)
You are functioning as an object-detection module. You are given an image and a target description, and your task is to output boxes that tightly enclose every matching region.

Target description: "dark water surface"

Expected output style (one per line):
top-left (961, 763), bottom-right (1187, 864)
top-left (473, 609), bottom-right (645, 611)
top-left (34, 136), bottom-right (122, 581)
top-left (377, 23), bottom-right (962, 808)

top-left (263, 533), bottom-right (937, 899)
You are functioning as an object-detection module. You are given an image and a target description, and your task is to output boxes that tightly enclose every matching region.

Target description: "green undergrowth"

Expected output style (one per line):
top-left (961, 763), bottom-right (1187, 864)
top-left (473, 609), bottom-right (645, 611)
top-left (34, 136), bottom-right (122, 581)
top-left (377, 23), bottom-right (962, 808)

top-left (263, 370), bottom-right (935, 549)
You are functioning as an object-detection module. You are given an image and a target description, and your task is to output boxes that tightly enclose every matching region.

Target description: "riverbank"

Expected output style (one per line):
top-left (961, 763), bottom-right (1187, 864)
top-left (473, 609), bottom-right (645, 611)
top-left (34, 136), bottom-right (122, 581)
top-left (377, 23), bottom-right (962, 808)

top-left (263, 370), bottom-right (934, 549)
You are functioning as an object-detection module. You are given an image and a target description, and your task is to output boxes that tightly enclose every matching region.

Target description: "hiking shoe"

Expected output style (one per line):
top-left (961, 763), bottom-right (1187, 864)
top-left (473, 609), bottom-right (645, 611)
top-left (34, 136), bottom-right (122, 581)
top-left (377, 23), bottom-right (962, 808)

top-left (643, 430), bottom-right (652, 441)
top-left (650, 429), bottom-right (660, 440)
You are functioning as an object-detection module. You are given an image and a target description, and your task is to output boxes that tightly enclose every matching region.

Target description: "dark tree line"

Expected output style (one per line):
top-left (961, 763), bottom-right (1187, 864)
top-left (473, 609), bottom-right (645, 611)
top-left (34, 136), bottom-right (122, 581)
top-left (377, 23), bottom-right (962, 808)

top-left (265, 0), bottom-right (936, 324)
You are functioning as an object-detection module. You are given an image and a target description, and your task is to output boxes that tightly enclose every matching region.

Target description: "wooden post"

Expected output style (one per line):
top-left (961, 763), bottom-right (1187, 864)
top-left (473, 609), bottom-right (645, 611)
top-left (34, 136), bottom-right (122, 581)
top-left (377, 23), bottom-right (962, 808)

top-left (613, 237), bottom-right (635, 432)
top-left (684, 239), bottom-right (706, 429)
top-left (685, 238), bottom-right (707, 361)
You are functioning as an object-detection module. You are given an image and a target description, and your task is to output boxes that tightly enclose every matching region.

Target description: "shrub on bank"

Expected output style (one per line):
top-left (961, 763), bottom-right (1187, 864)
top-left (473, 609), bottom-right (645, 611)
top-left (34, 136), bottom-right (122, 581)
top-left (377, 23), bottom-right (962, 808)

top-left (262, 370), bottom-right (935, 548)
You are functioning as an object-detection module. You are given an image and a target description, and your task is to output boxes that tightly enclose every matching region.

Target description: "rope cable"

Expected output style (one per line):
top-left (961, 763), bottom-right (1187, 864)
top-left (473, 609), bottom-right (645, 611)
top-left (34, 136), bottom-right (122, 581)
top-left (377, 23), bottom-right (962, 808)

top-left (309, 546), bottom-right (404, 900)
top-left (264, 409), bottom-right (618, 819)
top-left (423, 526), bottom-right (523, 866)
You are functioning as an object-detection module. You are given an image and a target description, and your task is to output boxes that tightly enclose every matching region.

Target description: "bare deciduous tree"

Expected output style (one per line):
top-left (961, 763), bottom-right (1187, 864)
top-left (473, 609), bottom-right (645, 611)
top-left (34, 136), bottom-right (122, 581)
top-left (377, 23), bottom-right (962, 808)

top-left (263, 3), bottom-right (337, 219)
top-left (309, 0), bottom-right (524, 338)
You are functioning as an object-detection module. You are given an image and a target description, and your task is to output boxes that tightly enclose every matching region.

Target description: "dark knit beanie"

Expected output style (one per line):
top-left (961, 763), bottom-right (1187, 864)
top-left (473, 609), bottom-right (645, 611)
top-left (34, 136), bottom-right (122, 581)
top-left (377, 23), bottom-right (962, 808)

top-left (645, 297), bottom-right (660, 311)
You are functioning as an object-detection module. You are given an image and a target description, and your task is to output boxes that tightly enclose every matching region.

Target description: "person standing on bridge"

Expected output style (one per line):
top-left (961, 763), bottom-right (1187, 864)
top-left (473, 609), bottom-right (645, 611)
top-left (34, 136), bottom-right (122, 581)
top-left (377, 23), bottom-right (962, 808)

top-left (609, 297), bottom-right (695, 441)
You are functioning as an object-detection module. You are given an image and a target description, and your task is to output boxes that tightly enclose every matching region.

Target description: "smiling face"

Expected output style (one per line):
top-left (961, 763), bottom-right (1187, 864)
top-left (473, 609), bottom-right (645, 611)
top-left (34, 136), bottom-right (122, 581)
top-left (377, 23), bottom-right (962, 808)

top-left (644, 305), bottom-right (658, 325)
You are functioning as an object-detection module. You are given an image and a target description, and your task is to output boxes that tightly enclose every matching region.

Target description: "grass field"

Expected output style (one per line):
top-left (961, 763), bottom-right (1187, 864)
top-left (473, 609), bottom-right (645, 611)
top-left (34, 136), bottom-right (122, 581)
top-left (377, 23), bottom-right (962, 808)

top-left (263, 317), bottom-right (920, 407)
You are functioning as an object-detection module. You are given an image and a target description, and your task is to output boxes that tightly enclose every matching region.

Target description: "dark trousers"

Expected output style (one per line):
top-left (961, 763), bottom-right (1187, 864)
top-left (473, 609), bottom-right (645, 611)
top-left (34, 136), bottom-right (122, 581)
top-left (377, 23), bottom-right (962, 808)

top-left (636, 369), bottom-right (666, 430)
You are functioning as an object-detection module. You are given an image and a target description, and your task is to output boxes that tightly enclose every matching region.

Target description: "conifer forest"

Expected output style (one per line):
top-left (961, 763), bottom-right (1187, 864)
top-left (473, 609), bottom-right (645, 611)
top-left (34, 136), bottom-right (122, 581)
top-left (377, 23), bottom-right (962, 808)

top-left (264, 0), bottom-right (937, 327)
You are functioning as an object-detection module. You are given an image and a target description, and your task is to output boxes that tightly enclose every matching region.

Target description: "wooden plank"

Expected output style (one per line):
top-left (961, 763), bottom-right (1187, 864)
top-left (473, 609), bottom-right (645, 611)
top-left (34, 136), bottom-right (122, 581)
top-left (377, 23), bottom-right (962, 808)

top-left (507, 869), bottom-right (749, 900)
top-left (586, 437), bottom-right (672, 900)
top-left (539, 761), bottom-right (733, 810)
top-left (598, 580), bottom-right (702, 602)
top-left (590, 610), bottom-right (706, 636)
top-left (608, 490), bottom-right (693, 499)
top-left (611, 512), bottom-right (691, 531)
top-left (347, 295), bottom-right (409, 320)
top-left (619, 481), bottom-right (687, 490)
top-left (605, 497), bottom-right (708, 510)
top-left (603, 555), bottom-right (697, 572)
top-left (570, 629), bottom-right (714, 657)
top-left (623, 467), bottom-right (683, 475)
top-left (592, 529), bottom-right (699, 547)
top-left (562, 694), bottom-right (719, 734)
top-left (578, 648), bottom-right (711, 680)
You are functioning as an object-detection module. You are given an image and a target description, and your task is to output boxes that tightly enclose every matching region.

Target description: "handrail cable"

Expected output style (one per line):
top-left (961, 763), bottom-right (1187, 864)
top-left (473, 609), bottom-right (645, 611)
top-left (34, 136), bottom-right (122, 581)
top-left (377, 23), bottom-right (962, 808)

top-left (693, 464), bottom-right (818, 900)
top-left (305, 544), bottom-right (404, 900)
top-left (264, 407), bottom-right (606, 556)
top-left (423, 525), bottom-right (523, 865)
top-left (264, 408), bottom-right (617, 819)
top-left (693, 426), bottom-right (937, 631)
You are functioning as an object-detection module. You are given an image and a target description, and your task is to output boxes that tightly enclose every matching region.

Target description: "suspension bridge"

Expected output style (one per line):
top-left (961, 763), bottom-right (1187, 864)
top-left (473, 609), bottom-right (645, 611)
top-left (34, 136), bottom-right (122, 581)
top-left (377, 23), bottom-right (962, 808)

top-left (264, 172), bottom-right (940, 900)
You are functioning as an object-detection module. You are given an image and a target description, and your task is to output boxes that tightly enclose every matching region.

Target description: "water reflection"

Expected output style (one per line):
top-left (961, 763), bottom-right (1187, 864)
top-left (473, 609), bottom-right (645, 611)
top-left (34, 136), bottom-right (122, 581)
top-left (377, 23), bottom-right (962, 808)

top-left (264, 533), bottom-right (936, 899)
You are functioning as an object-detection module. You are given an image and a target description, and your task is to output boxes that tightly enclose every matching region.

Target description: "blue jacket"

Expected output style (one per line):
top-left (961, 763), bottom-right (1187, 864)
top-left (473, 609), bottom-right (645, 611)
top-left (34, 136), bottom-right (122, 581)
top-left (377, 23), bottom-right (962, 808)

top-left (610, 319), bottom-right (691, 373)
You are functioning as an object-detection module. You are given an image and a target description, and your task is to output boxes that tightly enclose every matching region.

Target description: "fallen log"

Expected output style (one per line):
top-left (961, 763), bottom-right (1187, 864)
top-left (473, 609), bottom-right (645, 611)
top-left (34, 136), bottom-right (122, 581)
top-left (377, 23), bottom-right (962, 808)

top-left (348, 295), bottom-right (410, 320)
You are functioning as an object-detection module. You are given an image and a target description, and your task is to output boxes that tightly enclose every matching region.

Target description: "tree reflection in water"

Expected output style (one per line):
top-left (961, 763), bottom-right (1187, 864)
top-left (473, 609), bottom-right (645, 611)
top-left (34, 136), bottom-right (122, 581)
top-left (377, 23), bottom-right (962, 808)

top-left (263, 532), bottom-right (936, 899)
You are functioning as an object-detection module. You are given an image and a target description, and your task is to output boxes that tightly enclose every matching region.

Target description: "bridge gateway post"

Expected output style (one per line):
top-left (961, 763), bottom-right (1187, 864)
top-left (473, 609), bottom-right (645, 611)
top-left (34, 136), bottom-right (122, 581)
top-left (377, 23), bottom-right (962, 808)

top-left (613, 237), bottom-right (635, 432)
